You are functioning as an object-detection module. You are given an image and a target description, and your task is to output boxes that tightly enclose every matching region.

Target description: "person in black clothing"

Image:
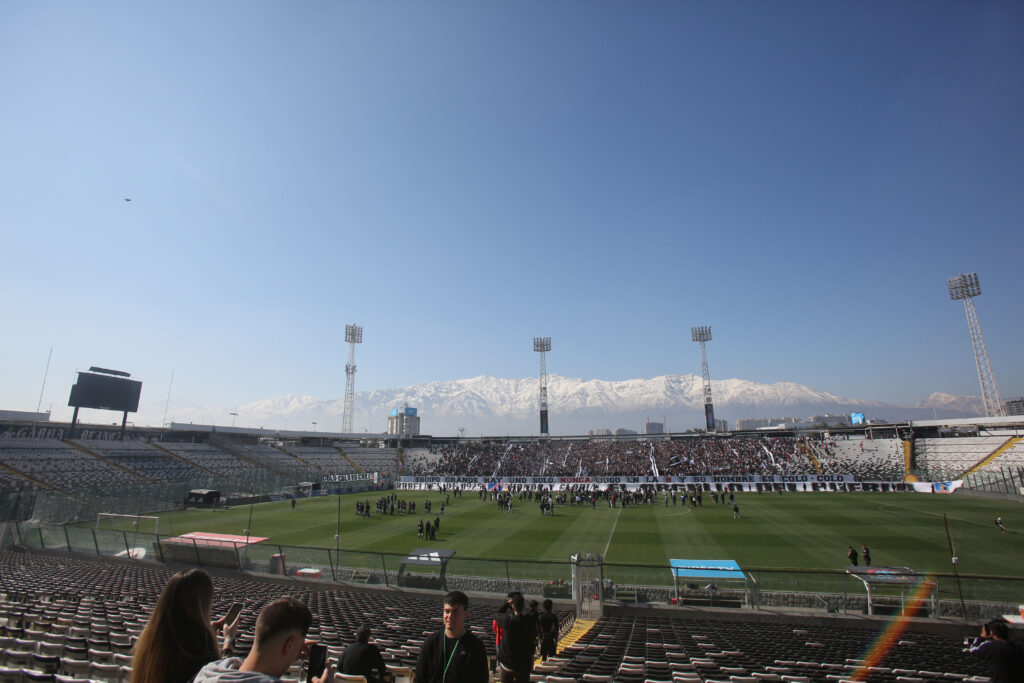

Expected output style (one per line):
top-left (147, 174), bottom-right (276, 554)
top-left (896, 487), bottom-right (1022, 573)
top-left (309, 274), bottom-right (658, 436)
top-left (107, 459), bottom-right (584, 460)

top-left (494, 593), bottom-right (536, 683)
top-left (966, 620), bottom-right (1023, 683)
top-left (847, 546), bottom-right (858, 566)
top-left (339, 626), bottom-right (389, 683)
top-left (537, 599), bottom-right (558, 662)
top-left (861, 545), bottom-right (871, 567)
top-left (413, 591), bottom-right (488, 683)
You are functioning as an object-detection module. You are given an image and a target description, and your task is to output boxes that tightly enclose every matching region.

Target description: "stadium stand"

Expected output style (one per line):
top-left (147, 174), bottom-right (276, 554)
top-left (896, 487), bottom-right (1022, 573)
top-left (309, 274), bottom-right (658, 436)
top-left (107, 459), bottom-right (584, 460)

top-left (158, 442), bottom-right (259, 478)
top-left (912, 436), bottom-right (1011, 481)
top-left (402, 448), bottom-right (439, 476)
top-left (0, 548), bottom-right (988, 682)
top-left (555, 613), bottom-right (988, 682)
top-left (230, 444), bottom-right (314, 478)
top-left (0, 440), bottom-right (146, 492)
top-left (74, 440), bottom-right (209, 482)
top-left (282, 447), bottom-right (359, 476)
top-left (968, 437), bottom-right (1024, 474)
top-left (341, 447), bottom-right (400, 476)
top-left (0, 467), bottom-right (35, 492)
top-left (426, 436), bottom-right (899, 480)
top-left (819, 438), bottom-right (905, 482)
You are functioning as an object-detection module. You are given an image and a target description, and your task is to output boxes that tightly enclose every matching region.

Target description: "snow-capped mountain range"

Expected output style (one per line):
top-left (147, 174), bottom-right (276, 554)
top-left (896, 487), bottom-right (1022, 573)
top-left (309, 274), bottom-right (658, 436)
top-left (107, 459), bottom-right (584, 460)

top-left (152, 374), bottom-right (986, 436)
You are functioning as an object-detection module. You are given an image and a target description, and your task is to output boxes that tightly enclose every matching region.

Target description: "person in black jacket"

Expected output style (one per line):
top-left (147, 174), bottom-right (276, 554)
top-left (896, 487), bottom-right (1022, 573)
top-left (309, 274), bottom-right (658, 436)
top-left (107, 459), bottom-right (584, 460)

top-left (339, 626), bottom-right (388, 683)
top-left (537, 599), bottom-right (558, 662)
top-left (966, 620), bottom-right (1023, 683)
top-left (413, 591), bottom-right (488, 683)
top-left (495, 593), bottom-right (536, 682)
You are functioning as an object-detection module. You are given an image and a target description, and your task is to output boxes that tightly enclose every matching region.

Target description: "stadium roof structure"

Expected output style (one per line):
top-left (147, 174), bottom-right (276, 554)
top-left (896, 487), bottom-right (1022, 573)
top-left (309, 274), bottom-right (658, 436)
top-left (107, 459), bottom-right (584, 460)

top-left (169, 531), bottom-right (269, 548)
top-left (157, 532), bottom-right (271, 570)
top-left (670, 559), bottom-right (745, 579)
top-left (908, 416), bottom-right (1024, 429)
top-left (169, 422), bottom-right (390, 439)
top-left (670, 559), bottom-right (749, 608)
top-left (846, 566), bottom-right (937, 616)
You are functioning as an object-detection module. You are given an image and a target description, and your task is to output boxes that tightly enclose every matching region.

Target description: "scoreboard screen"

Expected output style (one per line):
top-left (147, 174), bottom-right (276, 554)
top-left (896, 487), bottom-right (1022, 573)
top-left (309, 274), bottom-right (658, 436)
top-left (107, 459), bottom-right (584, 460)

top-left (68, 372), bottom-right (142, 412)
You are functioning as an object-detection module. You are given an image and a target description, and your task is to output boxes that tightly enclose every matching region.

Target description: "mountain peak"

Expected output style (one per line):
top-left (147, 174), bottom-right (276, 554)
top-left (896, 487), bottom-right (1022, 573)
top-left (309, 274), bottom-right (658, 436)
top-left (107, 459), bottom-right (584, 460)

top-left (147, 374), bottom-right (985, 436)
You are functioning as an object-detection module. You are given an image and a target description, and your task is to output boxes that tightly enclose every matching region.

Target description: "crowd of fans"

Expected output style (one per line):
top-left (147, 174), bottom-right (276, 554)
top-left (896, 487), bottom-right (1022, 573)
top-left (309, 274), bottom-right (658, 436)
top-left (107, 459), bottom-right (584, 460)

top-left (416, 436), bottom-right (818, 478)
top-left (404, 435), bottom-right (908, 480)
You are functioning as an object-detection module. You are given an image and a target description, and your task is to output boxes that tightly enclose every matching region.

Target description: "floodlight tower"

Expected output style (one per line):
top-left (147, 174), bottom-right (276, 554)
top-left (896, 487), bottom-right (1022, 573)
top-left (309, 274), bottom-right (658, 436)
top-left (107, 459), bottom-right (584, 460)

top-left (691, 326), bottom-right (716, 432)
top-left (342, 324), bottom-right (363, 433)
top-left (533, 337), bottom-right (551, 436)
top-left (947, 273), bottom-right (1004, 417)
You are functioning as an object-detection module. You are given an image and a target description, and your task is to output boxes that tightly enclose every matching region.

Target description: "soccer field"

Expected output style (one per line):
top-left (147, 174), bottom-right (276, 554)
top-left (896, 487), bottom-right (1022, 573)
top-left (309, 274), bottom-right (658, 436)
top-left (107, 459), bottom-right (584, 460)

top-left (141, 491), bottom-right (1022, 579)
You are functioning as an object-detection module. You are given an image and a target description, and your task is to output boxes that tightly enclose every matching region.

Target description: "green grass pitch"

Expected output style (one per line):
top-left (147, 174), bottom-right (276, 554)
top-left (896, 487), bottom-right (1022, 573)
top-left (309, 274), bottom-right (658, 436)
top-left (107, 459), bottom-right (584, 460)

top-left (139, 491), bottom-right (1022, 582)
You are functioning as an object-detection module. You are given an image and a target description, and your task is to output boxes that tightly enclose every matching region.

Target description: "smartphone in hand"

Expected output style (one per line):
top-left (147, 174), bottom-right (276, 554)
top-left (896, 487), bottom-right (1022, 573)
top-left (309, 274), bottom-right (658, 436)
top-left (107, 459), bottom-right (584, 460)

top-left (225, 602), bottom-right (244, 625)
top-left (307, 643), bottom-right (327, 682)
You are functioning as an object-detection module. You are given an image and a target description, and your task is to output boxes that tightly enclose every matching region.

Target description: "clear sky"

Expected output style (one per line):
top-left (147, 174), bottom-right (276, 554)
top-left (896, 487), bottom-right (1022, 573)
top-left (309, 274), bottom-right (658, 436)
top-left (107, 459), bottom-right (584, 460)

top-left (2, 1), bottom-right (1022, 423)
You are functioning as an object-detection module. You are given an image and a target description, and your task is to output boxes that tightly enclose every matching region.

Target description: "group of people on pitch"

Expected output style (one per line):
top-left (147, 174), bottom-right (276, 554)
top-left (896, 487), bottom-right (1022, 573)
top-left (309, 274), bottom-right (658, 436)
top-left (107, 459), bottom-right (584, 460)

top-left (846, 544), bottom-right (871, 566)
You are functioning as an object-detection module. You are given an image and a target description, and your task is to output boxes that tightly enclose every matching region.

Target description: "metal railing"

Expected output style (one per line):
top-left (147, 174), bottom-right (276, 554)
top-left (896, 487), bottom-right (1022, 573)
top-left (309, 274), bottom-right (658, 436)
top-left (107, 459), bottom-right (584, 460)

top-left (6, 521), bottom-right (1022, 621)
top-left (963, 466), bottom-right (1024, 495)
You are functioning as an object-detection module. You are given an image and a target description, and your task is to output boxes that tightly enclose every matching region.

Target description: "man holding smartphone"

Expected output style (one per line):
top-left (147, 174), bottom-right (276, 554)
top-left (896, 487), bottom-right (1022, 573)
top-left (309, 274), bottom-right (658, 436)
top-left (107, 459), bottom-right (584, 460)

top-left (193, 597), bottom-right (332, 683)
top-left (965, 619), bottom-right (1022, 683)
top-left (494, 592), bottom-right (537, 683)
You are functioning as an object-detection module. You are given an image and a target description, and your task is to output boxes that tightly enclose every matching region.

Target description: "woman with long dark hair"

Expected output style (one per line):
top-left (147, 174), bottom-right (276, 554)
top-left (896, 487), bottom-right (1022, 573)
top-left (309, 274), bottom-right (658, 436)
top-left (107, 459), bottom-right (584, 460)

top-left (131, 568), bottom-right (239, 683)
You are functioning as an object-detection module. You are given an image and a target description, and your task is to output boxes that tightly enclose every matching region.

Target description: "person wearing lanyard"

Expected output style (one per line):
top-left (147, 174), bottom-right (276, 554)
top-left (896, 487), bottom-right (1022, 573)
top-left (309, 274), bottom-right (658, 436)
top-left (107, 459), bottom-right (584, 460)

top-left (414, 591), bottom-right (489, 683)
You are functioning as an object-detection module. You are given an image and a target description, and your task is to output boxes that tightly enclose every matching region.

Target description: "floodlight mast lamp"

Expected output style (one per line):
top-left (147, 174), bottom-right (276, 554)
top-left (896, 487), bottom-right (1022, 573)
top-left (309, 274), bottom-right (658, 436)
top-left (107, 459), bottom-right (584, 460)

top-left (342, 324), bottom-right (363, 433)
top-left (691, 326), bottom-right (716, 432)
top-left (947, 273), bottom-right (1004, 417)
top-left (533, 337), bottom-right (551, 436)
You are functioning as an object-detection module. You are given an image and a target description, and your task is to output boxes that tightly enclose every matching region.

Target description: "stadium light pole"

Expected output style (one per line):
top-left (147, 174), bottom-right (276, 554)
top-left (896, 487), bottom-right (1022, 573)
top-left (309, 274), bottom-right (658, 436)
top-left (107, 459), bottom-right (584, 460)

top-left (334, 493), bottom-right (341, 580)
top-left (229, 412), bottom-right (237, 427)
top-left (691, 326), bottom-right (716, 432)
top-left (244, 502), bottom-right (254, 548)
top-left (533, 337), bottom-right (551, 437)
top-left (947, 273), bottom-right (1004, 417)
top-left (342, 324), bottom-right (363, 433)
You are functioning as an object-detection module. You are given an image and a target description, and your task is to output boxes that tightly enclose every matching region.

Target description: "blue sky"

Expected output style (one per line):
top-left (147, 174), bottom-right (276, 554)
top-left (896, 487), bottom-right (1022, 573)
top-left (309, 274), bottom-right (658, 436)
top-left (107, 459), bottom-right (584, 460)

top-left (2, 1), bottom-right (1022, 422)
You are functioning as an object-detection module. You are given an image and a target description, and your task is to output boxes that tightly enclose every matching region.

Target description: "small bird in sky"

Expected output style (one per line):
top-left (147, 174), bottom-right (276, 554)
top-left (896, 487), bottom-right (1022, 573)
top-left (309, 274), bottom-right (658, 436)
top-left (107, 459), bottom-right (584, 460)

top-left (124, 197), bottom-right (132, 202)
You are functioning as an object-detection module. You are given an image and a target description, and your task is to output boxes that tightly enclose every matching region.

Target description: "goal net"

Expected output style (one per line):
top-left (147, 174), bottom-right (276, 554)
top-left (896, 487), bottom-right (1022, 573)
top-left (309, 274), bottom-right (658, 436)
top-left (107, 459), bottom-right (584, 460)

top-left (95, 513), bottom-right (160, 535)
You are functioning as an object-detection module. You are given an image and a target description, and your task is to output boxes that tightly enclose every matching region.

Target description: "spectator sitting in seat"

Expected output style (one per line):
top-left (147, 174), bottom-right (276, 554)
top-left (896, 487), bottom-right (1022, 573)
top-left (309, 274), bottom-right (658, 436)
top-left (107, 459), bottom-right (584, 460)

top-left (193, 597), bottom-right (331, 683)
top-left (131, 568), bottom-right (239, 683)
top-left (339, 625), bottom-right (390, 683)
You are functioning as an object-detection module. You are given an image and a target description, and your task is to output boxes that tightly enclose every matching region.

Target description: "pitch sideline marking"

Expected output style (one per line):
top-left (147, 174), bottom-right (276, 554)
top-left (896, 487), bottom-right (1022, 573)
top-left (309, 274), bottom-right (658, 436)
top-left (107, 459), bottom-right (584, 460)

top-left (602, 507), bottom-right (622, 558)
top-left (877, 501), bottom-right (1017, 534)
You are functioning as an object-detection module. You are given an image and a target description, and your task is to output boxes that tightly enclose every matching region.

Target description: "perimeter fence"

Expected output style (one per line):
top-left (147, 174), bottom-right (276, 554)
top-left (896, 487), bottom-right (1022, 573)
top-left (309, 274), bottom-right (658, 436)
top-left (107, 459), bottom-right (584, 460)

top-left (0, 474), bottom-right (380, 526)
top-left (963, 466), bottom-right (1024, 496)
top-left (6, 521), bottom-right (1022, 623)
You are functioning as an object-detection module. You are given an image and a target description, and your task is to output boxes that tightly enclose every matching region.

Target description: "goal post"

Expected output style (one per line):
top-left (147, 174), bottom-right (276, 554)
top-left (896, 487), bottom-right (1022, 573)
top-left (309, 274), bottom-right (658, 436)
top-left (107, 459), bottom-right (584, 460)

top-left (95, 513), bottom-right (160, 535)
